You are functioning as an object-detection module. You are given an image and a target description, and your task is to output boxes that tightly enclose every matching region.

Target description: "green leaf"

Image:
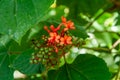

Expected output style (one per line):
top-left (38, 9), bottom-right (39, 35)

top-left (57, 0), bottom-right (109, 25)
top-left (13, 49), bottom-right (43, 75)
top-left (0, 0), bottom-right (54, 43)
top-left (48, 54), bottom-right (111, 80)
top-left (116, 14), bottom-right (120, 25)
top-left (0, 48), bottom-right (14, 80)
top-left (0, 35), bottom-right (11, 47)
top-left (8, 31), bottom-right (31, 52)
top-left (70, 25), bottom-right (88, 39)
top-left (95, 32), bottom-right (112, 48)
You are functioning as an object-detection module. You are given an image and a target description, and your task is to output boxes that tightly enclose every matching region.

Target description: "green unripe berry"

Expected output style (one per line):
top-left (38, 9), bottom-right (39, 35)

top-left (38, 58), bottom-right (41, 62)
top-left (32, 53), bottom-right (35, 56)
top-left (33, 60), bottom-right (38, 64)
top-left (32, 55), bottom-right (35, 59)
top-left (45, 49), bottom-right (49, 53)
top-left (48, 48), bottom-right (52, 51)
top-left (44, 55), bottom-right (48, 59)
top-left (48, 52), bottom-right (52, 56)
top-left (38, 51), bottom-right (42, 54)
top-left (31, 75), bottom-right (35, 79)
top-left (40, 48), bottom-right (44, 51)
top-left (36, 43), bottom-right (40, 47)
top-left (36, 74), bottom-right (41, 77)
top-left (35, 47), bottom-right (38, 50)
top-left (52, 60), bottom-right (57, 65)
top-left (49, 56), bottom-right (54, 59)
top-left (41, 52), bottom-right (45, 54)
top-left (44, 38), bottom-right (47, 41)
top-left (30, 60), bottom-right (33, 63)
top-left (44, 47), bottom-right (48, 50)
top-left (42, 59), bottom-right (47, 64)
top-left (37, 54), bottom-right (43, 58)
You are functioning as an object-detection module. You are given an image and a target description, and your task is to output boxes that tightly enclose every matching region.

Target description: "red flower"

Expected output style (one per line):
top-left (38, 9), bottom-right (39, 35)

top-left (44, 16), bottom-right (75, 46)
top-left (44, 26), bottom-right (50, 33)
top-left (44, 25), bottom-right (60, 33)
top-left (50, 25), bottom-right (60, 32)
top-left (61, 16), bottom-right (67, 23)
top-left (48, 32), bottom-right (60, 43)
top-left (61, 16), bottom-right (75, 31)
top-left (60, 36), bottom-right (72, 45)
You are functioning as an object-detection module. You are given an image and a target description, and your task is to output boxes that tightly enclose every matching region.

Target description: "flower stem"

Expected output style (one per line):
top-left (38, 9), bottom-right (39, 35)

top-left (115, 64), bottom-right (120, 80)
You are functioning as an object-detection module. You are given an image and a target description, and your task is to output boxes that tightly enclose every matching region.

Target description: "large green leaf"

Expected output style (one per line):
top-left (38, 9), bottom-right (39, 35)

top-left (48, 54), bottom-right (111, 80)
top-left (8, 30), bottom-right (31, 53)
top-left (0, 47), bottom-right (14, 80)
top-left (0, 35), bottom-right (11, 47)
top-left (0, 0), bottom-right (54, 43)
top-left (13, 49), bottom-right (43, 75)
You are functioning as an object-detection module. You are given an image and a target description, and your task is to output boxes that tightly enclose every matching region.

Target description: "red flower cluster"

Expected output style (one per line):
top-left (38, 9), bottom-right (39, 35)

top-left (31, 16), bottom-right (78, 69)
top-left (44, 16), bottom-right (75, 47)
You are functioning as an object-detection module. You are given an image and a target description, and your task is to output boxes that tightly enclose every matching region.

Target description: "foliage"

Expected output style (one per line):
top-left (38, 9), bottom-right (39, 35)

top-left (0, 0), bottom-right (120, 80)
top-left (48, 54), bottom-right (111, 80)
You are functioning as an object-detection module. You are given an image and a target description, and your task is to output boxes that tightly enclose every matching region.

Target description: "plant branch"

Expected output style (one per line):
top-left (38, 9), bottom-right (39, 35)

top-left (82, 47), bottom-right (111, 53)
top-left (115, 64), bottom-right (120, 80)
top-left (111, 39), bottom-right (120, 49)
top-left (93, 30), bottom-right (120, 34)
top-left (63, 54), bottom-right (72, 80)
top-left (85, 5), bottom-right (116, 29)
top-left (41, 69), bottom-right (48, 80)
top-left (85, 10), bottom-right (105, 29)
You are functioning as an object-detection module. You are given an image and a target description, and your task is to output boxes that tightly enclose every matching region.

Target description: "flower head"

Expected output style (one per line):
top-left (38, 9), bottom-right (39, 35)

top-left (61, 16), bottom-right (67, 23)
top-left (61, 16), bottom-right (75, 31)
top-left (60, 36), bottom-right (72, 45)
top-left (31, 16), bottom-right (80, 69)
top-left (64, 21), bottom-right (75, 31)
top-left (48, 32), bottom-right (60, 43)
